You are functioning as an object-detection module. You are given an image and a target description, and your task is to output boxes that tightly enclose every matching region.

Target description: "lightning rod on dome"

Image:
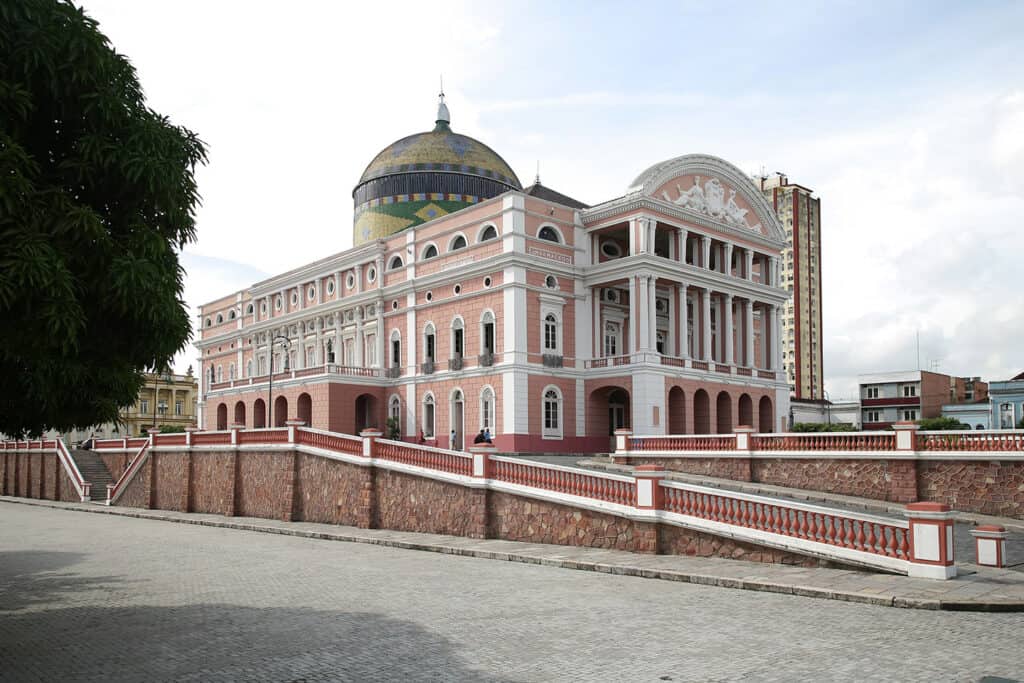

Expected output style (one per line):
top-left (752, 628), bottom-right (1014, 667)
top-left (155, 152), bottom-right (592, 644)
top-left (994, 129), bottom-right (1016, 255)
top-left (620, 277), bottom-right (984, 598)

top-left (435, 75), bottom-right (450, 128)
top-left (535, 160), bottom-right (541, 185)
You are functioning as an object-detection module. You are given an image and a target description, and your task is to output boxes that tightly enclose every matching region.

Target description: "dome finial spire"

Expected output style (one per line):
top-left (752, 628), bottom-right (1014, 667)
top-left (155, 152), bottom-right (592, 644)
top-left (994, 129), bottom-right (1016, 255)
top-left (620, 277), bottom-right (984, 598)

top-left (435, 75), bottom-right (450, 130)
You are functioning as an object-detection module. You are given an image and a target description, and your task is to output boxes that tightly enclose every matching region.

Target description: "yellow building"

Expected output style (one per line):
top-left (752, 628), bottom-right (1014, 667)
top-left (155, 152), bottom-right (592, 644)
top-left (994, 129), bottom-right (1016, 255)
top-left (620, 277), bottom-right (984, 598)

top-left (758, 173), bottom-right (823, 400)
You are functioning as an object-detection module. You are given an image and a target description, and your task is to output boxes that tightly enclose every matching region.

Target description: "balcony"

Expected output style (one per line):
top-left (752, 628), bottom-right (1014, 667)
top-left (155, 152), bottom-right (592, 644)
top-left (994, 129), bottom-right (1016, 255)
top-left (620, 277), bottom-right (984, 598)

top-left (449, 356), bottom-right (463, 371)
top-left (385, 366), bottom-right (401, 379)
top-left (542, 354), bottom-right (564, 368)
top-left (420, 360), bottom-right (435, 375)
top-left (478, 352), bottom-right (494, 367)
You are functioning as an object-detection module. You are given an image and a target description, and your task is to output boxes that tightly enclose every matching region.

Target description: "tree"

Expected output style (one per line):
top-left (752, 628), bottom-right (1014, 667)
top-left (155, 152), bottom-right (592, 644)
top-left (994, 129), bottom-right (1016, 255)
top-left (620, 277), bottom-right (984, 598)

top-left (0, 1), bottom-right (206, 437)
top-left (792, 422), bottom-right (857, 433)
top-left (916, 416), bottom-right (969, 431)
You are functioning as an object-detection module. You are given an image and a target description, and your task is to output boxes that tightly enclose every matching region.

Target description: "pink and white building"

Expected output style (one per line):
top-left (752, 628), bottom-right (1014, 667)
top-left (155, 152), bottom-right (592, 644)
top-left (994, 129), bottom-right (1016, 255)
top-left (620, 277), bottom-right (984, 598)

top-left (196, 98), bottom-right (790, 453)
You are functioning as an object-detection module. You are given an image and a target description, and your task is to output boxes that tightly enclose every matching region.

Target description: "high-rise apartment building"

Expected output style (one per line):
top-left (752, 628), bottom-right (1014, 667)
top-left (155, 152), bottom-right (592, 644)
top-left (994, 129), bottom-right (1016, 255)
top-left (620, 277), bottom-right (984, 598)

top-left (757, 173), bottom-right (822, 400)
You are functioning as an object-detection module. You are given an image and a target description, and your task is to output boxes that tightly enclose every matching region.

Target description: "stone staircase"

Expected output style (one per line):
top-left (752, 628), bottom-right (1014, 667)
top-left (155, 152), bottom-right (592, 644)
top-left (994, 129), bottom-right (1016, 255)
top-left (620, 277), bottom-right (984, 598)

top-left (69, 449), bottom-right (114, 502)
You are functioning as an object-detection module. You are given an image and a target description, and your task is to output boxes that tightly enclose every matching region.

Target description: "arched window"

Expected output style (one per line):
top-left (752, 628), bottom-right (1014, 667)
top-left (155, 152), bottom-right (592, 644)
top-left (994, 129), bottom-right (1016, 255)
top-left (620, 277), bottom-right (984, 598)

top-left (424, 323), bottom-right (436, 363)
top-left (479, 224), bottom-right (498, 241)
top-left (538, 225), bottom-right (561, 243)
top-left (216, 365), bottom-right (223, 383)
top-left (389, 395), bottom-right (401, 428)
top-left (544, 314), bottom-right (558, 352)
top-left (215, 313), bottom-right (224, 324)
top-left (542, 387), bottom-right (562, 438)
top-left (449, 234), bottom-right (467, 251)
top-left (205, 318), bottom-right (212, 328)
top-left (480, 311), bottom-right (496, 356)
top-left (388, 255), bottom-right (404, 270)
top-left (451, 317), bottom-right (464, 359)
top-left (246, 303), bottom-right (254, 315)
top-left (390, 330), bottom-right (401, 368)
top-left (422, 244), bottom-right (438, 260)
top-left (228, 310), bottom-right (237, 320)
top-left (246, 360), bottom-right (253, 378)
top-left (423, 393), bottom-right (435, 438)
top-left (480, 387), bottom-right (496, 432)
top-left (208, 366), bottom-right (215, 385)
top-left (228, 363), bottom-right (236, 380)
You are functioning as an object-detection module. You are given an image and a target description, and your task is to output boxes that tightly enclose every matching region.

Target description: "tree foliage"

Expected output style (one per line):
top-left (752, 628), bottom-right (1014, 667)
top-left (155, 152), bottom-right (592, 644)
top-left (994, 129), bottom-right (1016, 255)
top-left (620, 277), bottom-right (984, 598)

top-left (791, 422), bottom-right (857, 432)
top-left (915, 416), bottom-right (969, 431)
top-left (0, 1), bottom-right (206, 436)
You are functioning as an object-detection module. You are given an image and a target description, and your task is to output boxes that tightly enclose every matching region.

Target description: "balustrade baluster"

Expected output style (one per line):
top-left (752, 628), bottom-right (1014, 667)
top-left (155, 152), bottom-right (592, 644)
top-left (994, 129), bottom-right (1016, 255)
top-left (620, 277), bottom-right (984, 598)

top-left (864, 523), bottom-right (876, 554)
top-left (885, 528), bottom-right (897, 557)
top-left (898, 530), bottom-right (909, 559)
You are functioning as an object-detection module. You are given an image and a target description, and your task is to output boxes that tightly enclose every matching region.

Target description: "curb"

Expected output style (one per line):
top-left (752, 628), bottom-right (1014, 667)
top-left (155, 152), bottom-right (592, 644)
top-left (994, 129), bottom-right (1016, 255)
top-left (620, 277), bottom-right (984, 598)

top-left (4, 496), bottom-right (1022, 612)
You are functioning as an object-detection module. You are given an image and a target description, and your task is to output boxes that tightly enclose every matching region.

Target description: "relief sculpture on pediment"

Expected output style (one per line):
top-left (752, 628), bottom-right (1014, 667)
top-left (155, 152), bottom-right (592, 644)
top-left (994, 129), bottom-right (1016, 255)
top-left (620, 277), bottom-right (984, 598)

top-left (661, 175), bottom-right (763, 234)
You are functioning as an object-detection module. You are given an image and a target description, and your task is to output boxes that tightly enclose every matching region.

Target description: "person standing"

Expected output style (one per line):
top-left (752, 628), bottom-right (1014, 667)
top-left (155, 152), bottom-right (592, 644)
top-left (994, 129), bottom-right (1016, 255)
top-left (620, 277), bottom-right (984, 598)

top-left (450, 428), bottom-right (458, 450)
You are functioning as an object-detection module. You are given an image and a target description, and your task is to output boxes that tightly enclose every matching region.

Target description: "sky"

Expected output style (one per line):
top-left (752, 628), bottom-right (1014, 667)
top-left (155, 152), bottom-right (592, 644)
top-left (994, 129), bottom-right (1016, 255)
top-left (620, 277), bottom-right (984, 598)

top-left (79, 0), bottom-right (1024, 400)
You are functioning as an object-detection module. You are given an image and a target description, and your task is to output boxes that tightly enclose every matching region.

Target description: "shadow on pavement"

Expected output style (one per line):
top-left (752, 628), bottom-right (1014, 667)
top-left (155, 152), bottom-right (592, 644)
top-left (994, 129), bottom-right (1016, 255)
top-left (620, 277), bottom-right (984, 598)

top-left (0, 603), bottom-right (508, 682)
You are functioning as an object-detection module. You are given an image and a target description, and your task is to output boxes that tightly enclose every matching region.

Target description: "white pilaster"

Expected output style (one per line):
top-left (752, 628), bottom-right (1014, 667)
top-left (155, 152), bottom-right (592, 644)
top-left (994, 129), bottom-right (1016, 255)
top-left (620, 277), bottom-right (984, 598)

top-left (406, 292), bottom-right (417, 375)
top-left (702, 288), bottom-right (712, 362)
top-left (678, 284), bottom-right (689, 358)
top-left (627, 276), bottom-right (637, 355)
top-left (724, 294), bottom-right (734, 366)
top-left (405, 383), bottom-right (417, 438)
top-left (637, 275), bottom-right (649, 350)
top-left (647, 275), bottom-right (657, 352)
top-left (503, 266), bottom-right (528, 365)
top-left (745, 299), bottom-right (754, 367)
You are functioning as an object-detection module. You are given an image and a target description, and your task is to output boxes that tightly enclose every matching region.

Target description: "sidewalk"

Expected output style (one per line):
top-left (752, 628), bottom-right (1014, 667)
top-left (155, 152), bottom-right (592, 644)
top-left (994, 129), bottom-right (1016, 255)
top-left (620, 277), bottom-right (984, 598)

top-left (4, 495), bottom-right (1023, 612)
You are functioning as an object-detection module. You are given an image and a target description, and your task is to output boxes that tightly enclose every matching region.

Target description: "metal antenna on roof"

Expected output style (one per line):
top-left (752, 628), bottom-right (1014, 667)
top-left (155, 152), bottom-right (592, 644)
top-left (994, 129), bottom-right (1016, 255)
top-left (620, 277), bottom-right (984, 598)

top-left (435, 75), bottom-right (450, 128)
top-left (535, 160), bottom-right (541, 185)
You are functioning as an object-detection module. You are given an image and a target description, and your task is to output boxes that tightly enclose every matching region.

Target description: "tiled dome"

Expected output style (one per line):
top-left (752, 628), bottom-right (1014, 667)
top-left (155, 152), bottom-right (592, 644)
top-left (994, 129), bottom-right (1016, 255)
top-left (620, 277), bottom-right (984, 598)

top-left (351, 95), bottom-right (521, 245)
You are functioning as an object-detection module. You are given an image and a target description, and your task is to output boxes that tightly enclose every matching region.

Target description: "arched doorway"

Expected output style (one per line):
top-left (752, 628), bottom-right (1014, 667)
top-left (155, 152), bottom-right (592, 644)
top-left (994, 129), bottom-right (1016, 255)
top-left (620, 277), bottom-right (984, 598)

top-left (693, 389), bottom-right (710, 434)
top-left (716, 391), bottom-right (733, 433)
top-left (738, 394), bottom-right (753, 427)
top-left (608, 389), bottom-right (629, 435)
top-left (450, 389), bottom-right (465, 450)
top-left (253, 398), bottom-right (266, 428)
top-left (668, 387), bottom-right (686, 434)
top-left (216, 403), bottom-right (228, 430)
top-left (758, 396), bottom-right (774, 433)
top-left (233, 401), bottom-right (246, 427)
top-left (587, 386), bottom-right (631, 451)
top-left (297, 393), bottom-right (312, 426)
top-left (273, 396), bottom-right (288, 427)
top-left (355, 394), bottom-right (377, 433)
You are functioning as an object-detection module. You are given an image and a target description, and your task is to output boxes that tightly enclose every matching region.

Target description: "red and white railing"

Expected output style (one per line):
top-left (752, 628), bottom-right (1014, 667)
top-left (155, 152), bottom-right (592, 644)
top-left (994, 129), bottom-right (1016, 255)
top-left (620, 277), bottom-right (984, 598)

top-left (621, 426), bottom-right (1024, 455)
top-left (661, 481), bottom-right (910, 567)
top-left (297, 427), bottom-right (362, 455)
top-left (374, 438), bottom-right (473, 477)
top-left (490, 456), bottom-right (636, 507)
top-left (106, 439), bottom-right (150, 505)
top-left (630, 434), bottom-right (736, 452)
top-left (55, 438), bottom-right (90, 501)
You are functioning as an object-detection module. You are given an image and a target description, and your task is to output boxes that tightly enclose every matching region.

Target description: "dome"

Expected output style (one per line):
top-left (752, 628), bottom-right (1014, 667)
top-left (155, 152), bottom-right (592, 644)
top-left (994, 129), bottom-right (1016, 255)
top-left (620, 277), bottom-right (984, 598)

top-left (352, 94), bottom-right (522, 245)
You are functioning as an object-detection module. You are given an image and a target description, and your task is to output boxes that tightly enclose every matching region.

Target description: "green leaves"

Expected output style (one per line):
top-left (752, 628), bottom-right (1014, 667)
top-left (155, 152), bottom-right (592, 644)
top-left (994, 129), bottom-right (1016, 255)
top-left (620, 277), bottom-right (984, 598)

top-left (0, 0), bottom-right (207, 437)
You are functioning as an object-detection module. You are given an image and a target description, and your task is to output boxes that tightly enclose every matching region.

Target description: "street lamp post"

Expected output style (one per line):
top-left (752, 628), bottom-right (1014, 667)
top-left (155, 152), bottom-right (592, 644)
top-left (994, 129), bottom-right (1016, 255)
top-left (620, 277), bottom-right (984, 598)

top-left (823, 388), bottom-right (832, 425)
top-left (267, 335), bottom-right (291, 428)
top-left (153, 368), bottom-right (172, 430)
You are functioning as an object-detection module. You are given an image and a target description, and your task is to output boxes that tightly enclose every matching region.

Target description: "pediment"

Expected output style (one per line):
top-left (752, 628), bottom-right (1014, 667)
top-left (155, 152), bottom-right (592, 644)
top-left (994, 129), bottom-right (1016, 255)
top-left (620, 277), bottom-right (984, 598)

top-left (629, 154), bottom-right (784, 242)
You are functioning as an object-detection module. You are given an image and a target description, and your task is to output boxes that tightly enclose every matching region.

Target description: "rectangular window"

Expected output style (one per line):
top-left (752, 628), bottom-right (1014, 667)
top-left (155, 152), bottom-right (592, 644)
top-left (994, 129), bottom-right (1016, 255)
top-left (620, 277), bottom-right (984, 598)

top-left (866, 386), bottom-right (879, 399)
top-left (483, 323), bottom-right (495, 354)
top-left (392, 339), bottom-right (401, 366)
top-left (175, 401), bottom-right (183, 416)
top-left (424, 403), bottom-right (435, 438)
top-left (604, 324), bottom-right (618, 357)
top-left (903, 385), bottom-right (917, 397)
top-left (545, 402), bottom-right (559, 430)
top-left (903, 409), bottom-right (917, 421)
top-left (865, 410), bottom-right (880, 423)
top-left (454, 328), bottom-right (464, 356)
top-left (426, 334), bottom-right (435, 361)
top-left (140, 400), bottom-right (149, 414)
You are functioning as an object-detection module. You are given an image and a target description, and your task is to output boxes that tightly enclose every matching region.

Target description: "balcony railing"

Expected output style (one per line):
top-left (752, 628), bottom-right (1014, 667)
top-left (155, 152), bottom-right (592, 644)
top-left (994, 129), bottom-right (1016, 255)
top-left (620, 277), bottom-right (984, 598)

top-left (385, 366), bottom-right (401, 379)
top-left (449, 356), bottom-right (463, 371)
top-left (478, 352), bottom-right (495, 367)
top-left (421, 360), bottom-right (435, 375)
top-left (542, 354), bottom-right (564, 368)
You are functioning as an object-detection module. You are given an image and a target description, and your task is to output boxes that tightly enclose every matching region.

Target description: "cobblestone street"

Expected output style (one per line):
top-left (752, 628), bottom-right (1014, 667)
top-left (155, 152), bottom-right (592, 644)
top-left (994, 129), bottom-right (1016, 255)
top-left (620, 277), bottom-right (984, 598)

top-left (1, 502), bottom-right (1022, 682)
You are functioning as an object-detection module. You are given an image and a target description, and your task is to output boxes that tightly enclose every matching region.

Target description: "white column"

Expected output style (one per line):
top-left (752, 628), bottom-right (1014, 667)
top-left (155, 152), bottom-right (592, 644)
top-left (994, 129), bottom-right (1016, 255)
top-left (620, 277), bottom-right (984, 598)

top-left (745, 250), bottom-right (754, 281)
top-left (628, 218), bottom-right (638, 256)
top-left (354, 264), bottom-right (363, 294)
top-left (771, 257), bottom-right (781, 287)
top-left (677, 229), bottom-right (688, 263)
top-left (745, 299), bottom-right (754, 367)
top-left (678, 283), bottom-right (689, 358)
top-left (637, 275), bottom-right (649, 351)
top-left (648, 276), bottom-right (657, 352)
top-left (724, 244), bottom-right (733, 277)
top-left (647, 219), bottom-right (656, 255)
top-left (773, 305), bottom-right (784, 372)
top-left (375, 303), bottom-right (385, 369)
top-left (355, 315), bottom-right (364, 366)
top-left (667, 284), bottom-right (676, 356)
top-left (701, 288), bottom-right (712, 362)
top-left (768, 304), bottom-right (778, 370)
top-left (701, 236), bottom-right (711, 269)
top-left (406, 293), bottom-right (417, 375)
top-left (724, 294), bottom-right (734, 366)
top-left (315, 324), bottom-right (323, 365)
top-left (627, 276), bottom-right (637, 355)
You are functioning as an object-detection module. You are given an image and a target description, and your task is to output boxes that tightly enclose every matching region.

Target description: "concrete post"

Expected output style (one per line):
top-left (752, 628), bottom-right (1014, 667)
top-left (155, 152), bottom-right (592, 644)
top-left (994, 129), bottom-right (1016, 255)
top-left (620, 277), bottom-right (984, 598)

top-left (467, 445), bottom-right (496, 539)
top-left (633, 464), bottom-right (665, 511)
top-left (286, 419), bottom-right (306, 444)
top-left (185, 426), bottom-right (200, 447)
top-left (905, 502), bottom-right (957, 579)
top-left (360, 428), bottom-right (383, 458)
top-left (229, 423), bottom-right (244, 446)
top-left (613, 428), bottom-right (633, 457)
top-left (892, 422), bottom-right (920, 452)
top-left (970, 525), bottom-right (1009, 568)
top-left (733, 425), bottom-right (757, 452)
